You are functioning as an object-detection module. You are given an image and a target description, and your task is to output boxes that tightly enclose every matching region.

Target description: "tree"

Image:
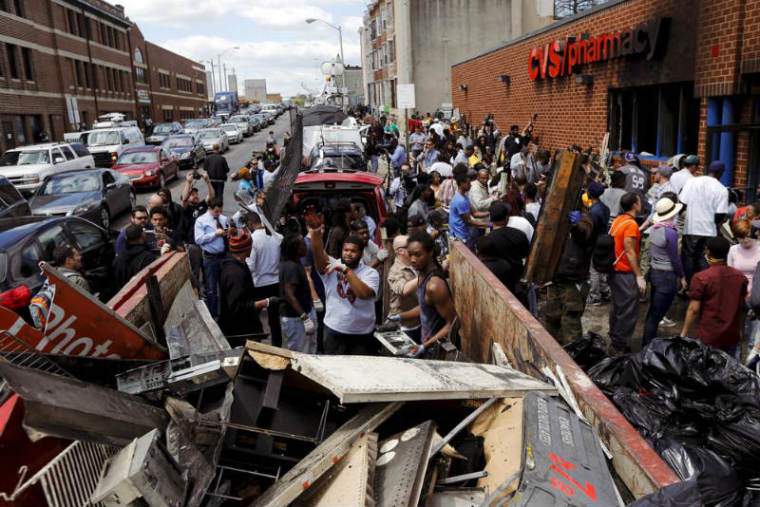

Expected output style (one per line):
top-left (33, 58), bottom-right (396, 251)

top-left (554, 0), bottom-right (610, 19)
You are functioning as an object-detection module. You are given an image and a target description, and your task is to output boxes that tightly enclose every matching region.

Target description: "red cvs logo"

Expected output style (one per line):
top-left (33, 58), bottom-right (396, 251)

top-left (548, 452), bottom-right (597, 501)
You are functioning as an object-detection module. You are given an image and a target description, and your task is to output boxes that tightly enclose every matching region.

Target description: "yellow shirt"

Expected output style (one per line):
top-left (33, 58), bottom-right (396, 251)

top-left (468, 154), bottom-right (481, 167)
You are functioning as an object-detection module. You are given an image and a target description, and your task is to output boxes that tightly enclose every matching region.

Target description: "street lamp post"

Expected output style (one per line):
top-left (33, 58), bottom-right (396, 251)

top-left (306, 18), bottom-right (345, 98)
top-left (216, 46), bottom-right (239, 92)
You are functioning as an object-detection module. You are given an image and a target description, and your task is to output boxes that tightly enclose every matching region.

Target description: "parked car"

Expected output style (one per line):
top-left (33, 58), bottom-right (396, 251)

top-left (248, 115), bottom-right (263, 132)
top-left (0, 216), bottom-right (116, 303)
top-left (221, 124), bottom-right (244, 144)
top-left (146, 121), bottom-right (183, 145)
top-left (29, 168), bottom-right (135, 230)
top-left (254, 113), bottom-right (271, 127)
top-left (161, 135), bottom-right (206, 169)
top-left (0, 143), bottom-right (95, 196)
top-left (197, 128), bottom-right (229, 153)
top-left (78, 126), bottom-right (144, 167)
top-left (208, 117), bottom-right (225, 127)
top-left (228, 115), bottom-right (254, 136)
top-left (0, 177), bottom-right (30, 218)
top-left (292, 169), bottom-right (387, 245)
top-left (113, 146), bottom-right (180, 190)
top-left (308, 143), bottom-right (367, 171)
top-left (182, 119), bottom-right (209, 136)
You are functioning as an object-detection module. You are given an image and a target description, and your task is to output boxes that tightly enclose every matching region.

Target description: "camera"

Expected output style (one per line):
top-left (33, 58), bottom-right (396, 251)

top-left (192, 170), bottom-right (201, 180)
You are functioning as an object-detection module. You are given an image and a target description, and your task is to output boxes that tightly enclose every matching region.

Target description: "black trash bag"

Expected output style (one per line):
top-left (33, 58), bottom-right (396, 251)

top-left (626, 479), bottom-right (702, 507)
top-left (611, 388), bottom-right (676, 439)
top-left (564, 332), bottom-right (608, 370)
top-left (708, 397), bottom-right (760, 473)
top-left (588, 354), bottom-right (644, 393)
top-left (655, 439), bottom-right (743, 507)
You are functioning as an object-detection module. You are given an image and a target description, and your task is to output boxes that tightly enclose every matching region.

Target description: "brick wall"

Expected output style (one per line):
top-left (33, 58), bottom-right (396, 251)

top-left (451, 0), bottom-right (699, 153)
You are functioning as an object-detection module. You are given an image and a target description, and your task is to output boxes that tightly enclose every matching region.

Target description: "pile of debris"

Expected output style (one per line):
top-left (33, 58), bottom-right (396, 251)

top-left (0, 255), bottom-right (626, 506)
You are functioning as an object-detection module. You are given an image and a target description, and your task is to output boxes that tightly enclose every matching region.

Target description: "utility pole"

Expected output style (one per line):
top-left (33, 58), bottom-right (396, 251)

top-left (223, 63), bottom-right (227, 91)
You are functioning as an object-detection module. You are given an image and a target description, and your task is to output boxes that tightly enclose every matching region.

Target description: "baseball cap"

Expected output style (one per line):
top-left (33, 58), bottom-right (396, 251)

top-left (683, 154), bottom-right (700, 166)
top-left (652, 165), bottom-right (673, 178)
top-left (708, 161), bottom-right (726, 174)
top-left (624, 152), bottom-right (639, 164)
top-left (587, 181), bottom-right (605, 198)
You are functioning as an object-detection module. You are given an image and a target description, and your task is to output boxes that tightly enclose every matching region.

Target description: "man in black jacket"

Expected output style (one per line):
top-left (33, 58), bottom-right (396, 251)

top-left (218, 228), bottom-right (273, 344)
top-left (543, 211), bottom-right (595, 345)
top-left (113, 224), bottom-right (156, 289)
top-left (204, 146), bottom-right (230, 204)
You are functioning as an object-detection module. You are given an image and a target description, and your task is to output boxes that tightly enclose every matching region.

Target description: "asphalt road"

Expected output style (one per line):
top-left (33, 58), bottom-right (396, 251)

top-left (114, 111), bottom-right (294, 229)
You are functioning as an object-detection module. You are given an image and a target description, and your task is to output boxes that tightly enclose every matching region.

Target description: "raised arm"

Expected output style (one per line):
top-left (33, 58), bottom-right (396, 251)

top-left (307, 226), bottom-right (330, 273)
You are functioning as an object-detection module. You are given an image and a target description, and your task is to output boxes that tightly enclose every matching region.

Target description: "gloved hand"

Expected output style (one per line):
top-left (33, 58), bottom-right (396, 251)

top-left (568, 211), bottom-right (581, 225)
top-left (387, 313), bottom-right (401, 322)
top-left (313, 299), bottom-right (324, 313)
top-left (303, 317), bottom-right (316, 335)
top-left (403, 343), bottom-right (425, 358)
top-left (377, 248), bottom-right (389, 262)
top-left (160, 242), bottom-right (172, 255)
top-left (636, 275), bottom-right (647, 294)
top-left (326, 258), bottom-right (347, 274)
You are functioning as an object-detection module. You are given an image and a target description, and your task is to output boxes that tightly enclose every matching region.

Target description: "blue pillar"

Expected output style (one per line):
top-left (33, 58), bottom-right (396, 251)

top-left (707, 98), bottom-right (721, 164)
top-left (719, 98), bottom-right (734, 186)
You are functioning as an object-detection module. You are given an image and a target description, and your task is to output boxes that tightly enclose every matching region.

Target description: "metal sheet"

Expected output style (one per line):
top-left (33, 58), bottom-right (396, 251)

top-left (510, 392), bottom-right (618, 507)
top-left (288, 354), bottom-right (555, 403)
top-left (296, 432), bottom-right (378, 507)
top-left (374, 330), bottom-right (419, 356)
top-left (247, 402), bottom-right (402, 507)
top-left (374, 420), bottom-right (436, 507)
top-left (426, 488), bottom-right (487, 507)
top-left (0, 362), bottom-right (167, 445)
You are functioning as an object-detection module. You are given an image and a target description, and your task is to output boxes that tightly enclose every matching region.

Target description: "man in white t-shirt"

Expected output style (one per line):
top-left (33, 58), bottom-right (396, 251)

top-left (308, 222), bottom-right (380, 355)
top-left (670, 154), bottom-right (699, 194)
top-left (679, 160), bottom-right (729, 283)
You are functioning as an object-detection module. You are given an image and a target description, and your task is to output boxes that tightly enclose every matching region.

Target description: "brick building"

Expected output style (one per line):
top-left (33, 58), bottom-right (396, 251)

top-left (129, 25), bottom-right (209, 124)
top-left (452, 0), bottom-right (760, 190)
top-left (0, 0), bottom-right (210, 154)
top-left (0, 0), bottom-right (134, 152)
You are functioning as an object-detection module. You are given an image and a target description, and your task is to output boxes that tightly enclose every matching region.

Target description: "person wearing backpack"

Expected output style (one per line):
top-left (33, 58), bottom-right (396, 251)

top-left (587, 182), bottom-right (611, 305)
top-left (608, 192), bottom-right (645, 354)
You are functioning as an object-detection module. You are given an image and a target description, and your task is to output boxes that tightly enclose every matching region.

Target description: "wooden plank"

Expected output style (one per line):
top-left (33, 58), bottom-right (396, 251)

top-left (449, 242), bottom-right (679, 498)
top-left (525, 150), bottom-right (585, 284)
top-left (0, 361), bottom-right (167, 445)
top-left (107, 251), bottom-right (191, 330)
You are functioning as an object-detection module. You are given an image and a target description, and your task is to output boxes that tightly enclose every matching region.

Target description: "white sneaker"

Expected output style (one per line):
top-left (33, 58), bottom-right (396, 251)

top-left (659, 317), bottom-right (676, 327)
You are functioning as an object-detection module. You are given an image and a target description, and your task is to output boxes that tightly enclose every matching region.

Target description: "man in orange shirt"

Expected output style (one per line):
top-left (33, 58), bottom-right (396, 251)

top-left (609, 192), bottom-right (646, 354)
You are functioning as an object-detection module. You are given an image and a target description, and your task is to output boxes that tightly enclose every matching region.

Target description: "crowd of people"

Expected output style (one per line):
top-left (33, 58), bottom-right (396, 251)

top-left (36, 107), bottom-right (759, 366)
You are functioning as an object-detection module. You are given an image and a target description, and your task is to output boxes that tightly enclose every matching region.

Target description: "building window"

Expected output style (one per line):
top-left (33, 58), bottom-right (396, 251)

top-left (608, 82), bottom-right (700, 158)
top-left (21, 47), bottom-right (32, 80)
top-left (13, 0), bottom-right (22, 17)
top-left (136, 67), bottom-right (145, 83)
top-left (369, 19), bottom-right (377, 39)
top-left (77, 13), bottom-right (86, 38)
top-left (159, 72), bottom-right (171, 89)
top-left (67, 9), bottom-right (78, 35)
top-left (196, 81), bottom-right (205, 95)
top-left (134, 47), bottom-right (144, 64)
top-left (162, 109), bottom-right (173, 121)
top-left (6, 44), bottom-right (18, 79)
top-left (177, 77), bottom-right (192, 92)
top-left (388, 39), bottom-right (395, 62)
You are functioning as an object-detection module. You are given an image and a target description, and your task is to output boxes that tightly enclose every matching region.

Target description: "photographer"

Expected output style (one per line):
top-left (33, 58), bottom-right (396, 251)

top-left (417, 139), bottom-right (440, 173)
top-left (389, 163), bottom-right (417, 213)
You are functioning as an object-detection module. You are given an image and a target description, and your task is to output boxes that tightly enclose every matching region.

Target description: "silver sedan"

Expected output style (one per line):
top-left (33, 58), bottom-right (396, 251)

top-left (221, 124), bottom-right (244, 144)
top-left (197, 128), bottom-right (229, 153)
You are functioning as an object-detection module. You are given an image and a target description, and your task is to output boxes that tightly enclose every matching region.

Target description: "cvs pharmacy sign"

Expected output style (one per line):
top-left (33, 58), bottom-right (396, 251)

top-left (528, 18), bottom-right (669, 80)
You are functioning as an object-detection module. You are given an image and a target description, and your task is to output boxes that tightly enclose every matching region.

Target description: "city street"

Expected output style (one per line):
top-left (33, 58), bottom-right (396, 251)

top-left (114, 112), bottom-right (294, 229)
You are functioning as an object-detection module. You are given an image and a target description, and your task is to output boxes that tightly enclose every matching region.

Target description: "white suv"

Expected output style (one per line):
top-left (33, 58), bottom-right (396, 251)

top-left (71, 126), bottom-right (144, 167)
top-left (0, 143), bottom-right (94, 195)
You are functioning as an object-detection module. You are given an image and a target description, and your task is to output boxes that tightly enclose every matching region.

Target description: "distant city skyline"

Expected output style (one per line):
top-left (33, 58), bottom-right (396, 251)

top-left (118, 0), bottom-right (365, 97)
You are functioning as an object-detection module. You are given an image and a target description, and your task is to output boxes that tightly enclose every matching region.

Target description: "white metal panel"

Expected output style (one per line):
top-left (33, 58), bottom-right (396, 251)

top-left (288, 355), bottom-right (556, 403)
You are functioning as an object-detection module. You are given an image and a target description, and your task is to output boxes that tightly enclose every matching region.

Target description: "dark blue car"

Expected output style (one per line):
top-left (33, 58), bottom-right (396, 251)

top-left (161, 134), bottom-right (206, 169)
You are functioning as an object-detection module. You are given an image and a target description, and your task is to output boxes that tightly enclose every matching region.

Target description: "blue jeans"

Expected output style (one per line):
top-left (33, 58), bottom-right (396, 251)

top-left (281, 309), bottom-right (317, 353)
top-left (642, 269), bottom-right (677, 347)
top-left (202, 254), bottom-right (222, 319)
top-left (370, 155), bottom-right (379, 173)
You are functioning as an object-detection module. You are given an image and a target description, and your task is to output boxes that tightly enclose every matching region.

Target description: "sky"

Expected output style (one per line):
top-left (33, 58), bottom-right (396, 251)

top-left (118, 0), bottom-right (366, 98)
